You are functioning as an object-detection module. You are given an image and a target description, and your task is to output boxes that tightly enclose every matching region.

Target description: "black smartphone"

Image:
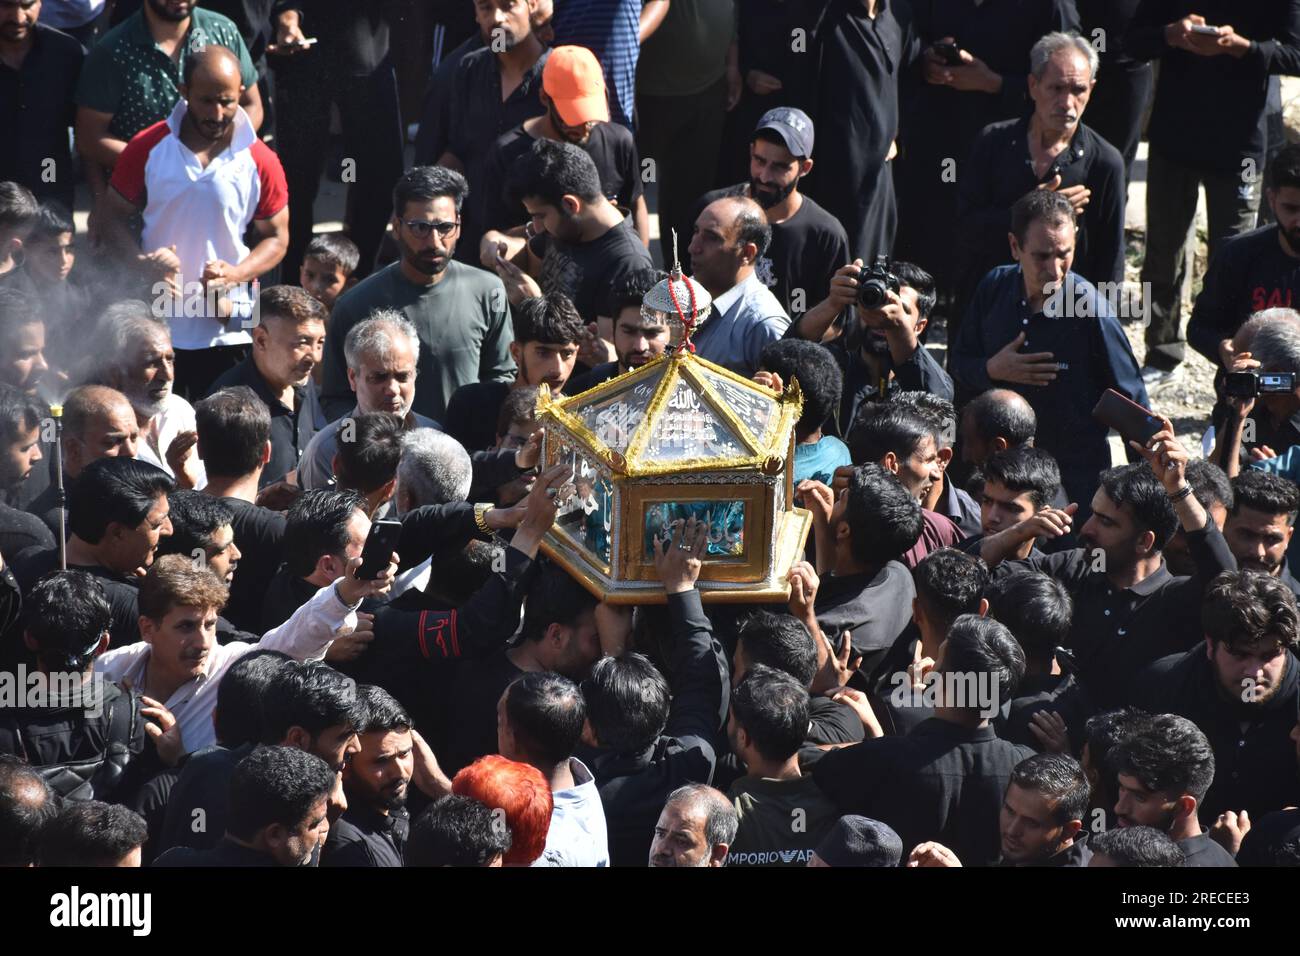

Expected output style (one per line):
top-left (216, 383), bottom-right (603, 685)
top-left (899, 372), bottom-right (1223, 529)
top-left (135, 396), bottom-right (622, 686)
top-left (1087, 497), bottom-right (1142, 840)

top-left (356, 519), bottom-right (402, 580)
top-left (1091, 389), bottom-right (1162, 445)
top-left (932, 41), bottom-right (963, 65)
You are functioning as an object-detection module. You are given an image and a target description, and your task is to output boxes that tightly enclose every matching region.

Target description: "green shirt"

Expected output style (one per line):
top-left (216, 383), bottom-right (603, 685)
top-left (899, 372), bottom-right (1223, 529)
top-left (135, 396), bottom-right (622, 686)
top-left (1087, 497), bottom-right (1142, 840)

top-left (320, 260), bottom-right (517, 423)
top-left (727, 774), bottom-right (840, 867)
top-left (75, 8), bottom-right (257, 143)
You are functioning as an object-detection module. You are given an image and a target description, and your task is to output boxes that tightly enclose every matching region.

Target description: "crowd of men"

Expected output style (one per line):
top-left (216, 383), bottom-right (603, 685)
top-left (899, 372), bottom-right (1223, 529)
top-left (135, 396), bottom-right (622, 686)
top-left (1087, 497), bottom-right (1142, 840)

top-left (1, 0), bottom-right (1300, 869)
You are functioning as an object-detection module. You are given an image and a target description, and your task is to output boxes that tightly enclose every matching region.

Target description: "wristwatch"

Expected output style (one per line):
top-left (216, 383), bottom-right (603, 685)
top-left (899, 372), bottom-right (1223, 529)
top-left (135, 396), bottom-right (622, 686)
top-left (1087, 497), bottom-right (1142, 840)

top-left (474, 502), bottom-right (495, 535)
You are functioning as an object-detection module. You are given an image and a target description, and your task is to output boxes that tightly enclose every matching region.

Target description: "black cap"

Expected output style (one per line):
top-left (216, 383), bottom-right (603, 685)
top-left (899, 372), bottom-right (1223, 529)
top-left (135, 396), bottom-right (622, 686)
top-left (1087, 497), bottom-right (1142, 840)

top-left (754, 107), bottom-right (815, 158)
top-left (813, 815), bottom-right (903, 867)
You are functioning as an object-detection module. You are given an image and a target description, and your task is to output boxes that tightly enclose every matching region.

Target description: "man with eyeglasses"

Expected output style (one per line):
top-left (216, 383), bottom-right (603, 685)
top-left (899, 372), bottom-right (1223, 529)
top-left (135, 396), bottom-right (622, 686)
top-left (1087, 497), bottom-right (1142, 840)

top-left (320, 166), bottom-right (515, 423)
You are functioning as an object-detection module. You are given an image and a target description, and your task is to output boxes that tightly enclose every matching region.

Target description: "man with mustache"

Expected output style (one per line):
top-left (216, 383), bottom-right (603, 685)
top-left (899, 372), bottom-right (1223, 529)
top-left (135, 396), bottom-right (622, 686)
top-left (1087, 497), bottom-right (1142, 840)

top-left (100, 43), bottom-right (288, 400)
top-left (206, 285), bottom-right (327, 488)
top-left (320, 166), bottom-right (516, 424)
top-left (697, 109), bottom-right (850, 329)
top-left (1140, 570), bottom-right (1300, 823)
top-left (957, 32), bottom-right (1125, 303)
top-left (1223, 471), bottom-right (1300, 593)
top-left (1189, 145), bottom-right (1300, 387)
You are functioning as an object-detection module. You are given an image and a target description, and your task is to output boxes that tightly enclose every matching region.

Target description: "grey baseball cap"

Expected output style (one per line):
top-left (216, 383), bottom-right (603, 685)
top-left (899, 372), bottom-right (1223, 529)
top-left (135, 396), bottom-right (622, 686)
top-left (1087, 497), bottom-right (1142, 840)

top-left (754, 107), bottom-right (814, 158)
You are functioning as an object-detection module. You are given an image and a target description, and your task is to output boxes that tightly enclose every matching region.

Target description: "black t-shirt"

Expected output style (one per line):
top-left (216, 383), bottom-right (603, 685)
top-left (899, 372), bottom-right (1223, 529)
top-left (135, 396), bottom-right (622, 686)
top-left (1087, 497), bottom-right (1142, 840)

top-left (1178, 832), bottom-right (1238, 868)
top-left (10, 549), bottom-right (142, 649)
top-left (443, 381), bottom-right (512, 454)
top-left (442, 651), bottom-right (524, 775)
top-left (0, 502), bottom-right (54, 562)
top-left (482, 122), bottom-right (644, 235)
top-left (221, 496), bottom-right (287, 635)
top-left (695, 185), bottom-right (850, 320)
top-left (529, 215), bottom-right (653, 324)
top-left (1236, 808), bottom-right (1300, 866)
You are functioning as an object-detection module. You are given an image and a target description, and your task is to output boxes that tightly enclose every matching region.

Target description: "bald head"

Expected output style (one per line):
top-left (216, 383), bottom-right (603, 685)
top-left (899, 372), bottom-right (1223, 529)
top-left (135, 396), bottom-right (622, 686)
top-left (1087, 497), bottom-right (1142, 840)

top-left (181, 45), bottom-right (245, 143)
top-left (0, 759), bottom-right (53, 866)
top-left (961, 389), bottom-right (1038, 466)
top-left (62, 385), bottom-right (141, 478)
top-left (689, 196), bottom-right (773, 297)
top-left (183, 43), bottom-right (243, 88)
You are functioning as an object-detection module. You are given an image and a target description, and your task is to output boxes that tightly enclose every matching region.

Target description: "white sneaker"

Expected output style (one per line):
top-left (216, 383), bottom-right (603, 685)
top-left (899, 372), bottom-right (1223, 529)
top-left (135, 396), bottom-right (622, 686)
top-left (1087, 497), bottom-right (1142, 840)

top-left (1140, 365), bottom-right (1178, 387)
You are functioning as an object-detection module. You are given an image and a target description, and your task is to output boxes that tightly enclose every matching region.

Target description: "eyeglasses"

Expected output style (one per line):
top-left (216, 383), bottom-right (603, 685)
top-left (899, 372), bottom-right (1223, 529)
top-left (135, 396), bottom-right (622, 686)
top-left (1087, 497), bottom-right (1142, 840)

top-left (401, 219), bottom-right (460, 239)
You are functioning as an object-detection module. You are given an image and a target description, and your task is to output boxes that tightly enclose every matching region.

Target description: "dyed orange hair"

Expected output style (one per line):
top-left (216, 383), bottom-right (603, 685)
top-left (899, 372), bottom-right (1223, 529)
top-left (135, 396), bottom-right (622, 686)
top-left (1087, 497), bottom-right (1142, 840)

top-left (452, 755), bottom-right (553, 865)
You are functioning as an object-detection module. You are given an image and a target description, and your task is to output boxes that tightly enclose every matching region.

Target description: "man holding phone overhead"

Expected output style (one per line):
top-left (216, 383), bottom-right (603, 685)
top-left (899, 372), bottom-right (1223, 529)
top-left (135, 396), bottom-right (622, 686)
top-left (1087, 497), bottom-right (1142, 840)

top-left (951, 190), bottom-right (1148, 517)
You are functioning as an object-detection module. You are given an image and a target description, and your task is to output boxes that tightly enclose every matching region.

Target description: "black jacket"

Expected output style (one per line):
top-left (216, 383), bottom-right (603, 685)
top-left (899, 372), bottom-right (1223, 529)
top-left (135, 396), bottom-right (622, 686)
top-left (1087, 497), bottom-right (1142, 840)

top-left (578, 588), bottom-right (730, 867)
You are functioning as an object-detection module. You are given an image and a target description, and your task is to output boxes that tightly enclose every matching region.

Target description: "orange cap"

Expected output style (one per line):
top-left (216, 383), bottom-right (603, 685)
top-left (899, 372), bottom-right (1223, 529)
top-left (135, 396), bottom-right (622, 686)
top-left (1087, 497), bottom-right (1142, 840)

top-left (542, 46), bottom-right (610, 127)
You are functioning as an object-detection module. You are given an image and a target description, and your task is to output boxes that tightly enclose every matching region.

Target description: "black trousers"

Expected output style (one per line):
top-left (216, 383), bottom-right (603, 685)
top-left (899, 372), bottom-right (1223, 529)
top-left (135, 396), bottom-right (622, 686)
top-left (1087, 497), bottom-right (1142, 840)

top-left (1084, 61), bottom-right (1154, 187)
top-left (637, 77), bottom-right (729, 268)
top-left (273, 57), bottom-right (406, 281)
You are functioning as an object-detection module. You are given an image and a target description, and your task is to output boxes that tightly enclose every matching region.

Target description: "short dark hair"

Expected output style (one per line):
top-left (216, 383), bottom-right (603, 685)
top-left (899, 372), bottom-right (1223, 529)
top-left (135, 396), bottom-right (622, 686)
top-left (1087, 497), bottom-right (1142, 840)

top-left (154, 489), bottom-right (232, 559)
top-left (281, 488), bottom-right (366, 577)
top-left (335, 412), bottom-right (403, 494)
top-left (507, 138), bottom-right (603, 207)
top-left (497, 384), bottom-right (539, 437)
top-left (214, 649), bottom-right (292, 747)
top-left (225, 745), bottom-right (335, 842)
top-left (511, 292), bottom-right (585, 346)
top-left (393, 165), bottom-right (469, 216)
top-left (0, 181), bottom-right (39, 237)
top-left (582, 652), bottom-right (670, 752)
top-left (0, 757), bottom-right (54, 866)
top-left (196, 386), bottom-right (272, 477)
top-left (962, 389), bottom-right (1036, 450)
top-left (21, 571), bottom-right (111, 672)
top-left (894, 391), bottom-right (955, 449)
top-left (38, 801), bottom-right (147, 866)
top-left (0, 382), bottom-right (44, 448)
top-left (31, 200), bottom-right (74, 241)
top-left (1231, 469), bottom-right (1300, 524)
top-left (842, 463), bottom-right (924, 565)
top-left (261, 661), bottom-right (361, 745)
top-left (1089, 825), bottom-right (1185, 867)
top-left (505, 672), bottom-right (586, 766)
top-left (848, 402), bottom-right (933, 465)
top-left (939, 615), bottom-right (1026, 705)
top-left (520, 562), bottom-right (599, 642)
top-left (892, 261), bottom-right (936, 320)
top-left (1185, 458), bottom-right (1233, 514)
top-left (355, 684), bottom-right (413, 735)
top-left (913, 548), bottom-right (989, 634)
top-left (257, 284), bottom-right (327, 328)
top-left (1009, 753), bottom-right (1090, 825)
top-left (759, 339), bottom-right (842, 435)
top-left (1083, 707), bottom-right (1153, 774)
top-left (406, 794), bottom-right (512, 866)
top-left (304, 232), bottom-right (361, 276)
top-left (1011, 188), bottom-right (1075, 244)
top-left (985, 570), bottom-right (1073, 664)
top-left (1108, 714), bottom-right (1215, 804)
top-left (610, 267), bottom-right (664, 313)
top-left (728, 197), bottom-right (772, 258)
top-left (1098, 463), bottom-right (1179, 552)
top-left (1266, 142), bottom-right (1300, 192)
top-left (731, 664), bottom-right (809, 762)
top-left (1202, 569), bottom-right (1300, 654)
top-left (982, 446), bottom-right (1061, 510)
top-left (67, 457), bottom-right (174, 544)
top-left (736, 610), bottom-right (818, 687)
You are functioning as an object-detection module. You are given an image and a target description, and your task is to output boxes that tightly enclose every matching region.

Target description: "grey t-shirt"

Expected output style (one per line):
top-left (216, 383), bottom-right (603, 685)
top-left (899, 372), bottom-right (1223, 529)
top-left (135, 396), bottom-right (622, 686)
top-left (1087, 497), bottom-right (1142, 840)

top-left (320, 260), bottom-right (516, 422)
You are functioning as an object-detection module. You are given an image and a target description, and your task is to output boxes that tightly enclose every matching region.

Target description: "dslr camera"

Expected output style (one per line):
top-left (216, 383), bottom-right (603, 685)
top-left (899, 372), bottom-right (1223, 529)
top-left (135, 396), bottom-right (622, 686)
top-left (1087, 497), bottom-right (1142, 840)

top-left (1224, 371), bottom-right (1298, 398)
top-left (857, 255), bottom-right (901, 310)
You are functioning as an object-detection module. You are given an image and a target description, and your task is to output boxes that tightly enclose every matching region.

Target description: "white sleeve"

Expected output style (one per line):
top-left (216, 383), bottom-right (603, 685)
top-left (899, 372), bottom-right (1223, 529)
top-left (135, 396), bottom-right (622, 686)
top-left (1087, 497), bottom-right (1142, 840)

top-left (259, 582), bottom-right (357, 661)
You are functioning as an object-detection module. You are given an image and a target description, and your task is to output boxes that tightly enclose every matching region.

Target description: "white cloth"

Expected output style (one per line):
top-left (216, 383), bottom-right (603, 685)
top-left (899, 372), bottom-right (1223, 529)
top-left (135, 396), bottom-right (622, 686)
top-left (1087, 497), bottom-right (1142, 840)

top-left (94, 581), bottom-right (358, 754)
top-left (135, 393), bottom-right (207, 488)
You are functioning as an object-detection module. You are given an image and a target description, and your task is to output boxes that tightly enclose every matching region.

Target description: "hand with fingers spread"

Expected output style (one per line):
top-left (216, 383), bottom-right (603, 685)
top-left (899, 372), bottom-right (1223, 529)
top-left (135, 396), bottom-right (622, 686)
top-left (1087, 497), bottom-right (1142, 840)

top-left (654, 517), bottom-right (709, 594)
top-left (987, 332), bottom-right (1059, 386)
top-left (141, 696), bottom-right (185, 767)
top-left (1037, 174), bottom-right (1091, 215)
top-left (1028, 710), bottom-right (1070, 754)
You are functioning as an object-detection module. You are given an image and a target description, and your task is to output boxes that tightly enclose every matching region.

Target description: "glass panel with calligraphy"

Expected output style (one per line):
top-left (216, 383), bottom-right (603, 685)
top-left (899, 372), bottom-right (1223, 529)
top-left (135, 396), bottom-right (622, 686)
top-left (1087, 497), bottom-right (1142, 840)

top-left (694, 366), bottom-right (779, 446)
top-left (550, 439), bottom-right (615, 567)
top-left (574, 377), bottom-right (657, 454)
top-left (642, 377), bottom-right (746, 462)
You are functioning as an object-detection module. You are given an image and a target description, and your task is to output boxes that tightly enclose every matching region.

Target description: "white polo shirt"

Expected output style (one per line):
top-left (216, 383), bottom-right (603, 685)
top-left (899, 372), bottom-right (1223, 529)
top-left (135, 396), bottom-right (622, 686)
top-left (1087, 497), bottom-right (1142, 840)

top-left (111, 101), bottom-right (288, 351)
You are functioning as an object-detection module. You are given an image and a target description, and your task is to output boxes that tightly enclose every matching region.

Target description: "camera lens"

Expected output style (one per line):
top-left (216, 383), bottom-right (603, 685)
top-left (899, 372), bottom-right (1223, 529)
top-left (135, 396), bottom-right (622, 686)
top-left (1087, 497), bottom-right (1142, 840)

top-left (859, 278), bottom-right (888, 309)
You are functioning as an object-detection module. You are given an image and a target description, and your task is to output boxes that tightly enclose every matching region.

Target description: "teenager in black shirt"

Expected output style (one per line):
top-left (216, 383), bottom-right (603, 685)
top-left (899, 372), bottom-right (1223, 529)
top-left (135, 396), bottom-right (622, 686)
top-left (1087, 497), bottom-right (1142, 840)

top-left (963, 446), bottom-right (1062, 563)
top-left (1141, 570), bottom-right (1300, 821)
top-left (1110, 714), bottom-right (1237, 867)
